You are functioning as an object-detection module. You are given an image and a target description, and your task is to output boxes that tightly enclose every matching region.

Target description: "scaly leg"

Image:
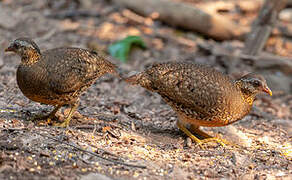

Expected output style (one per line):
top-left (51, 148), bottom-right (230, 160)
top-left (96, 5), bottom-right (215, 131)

top-left (189, 125), bottom-right (237, 148)
top-left (176, 121), bottom-right (205, 148)
top-left (189, 125), bottom-right (212, 138)
top-left (54, 101), bottom-right (79, 128)
top-left (46, 105), bottom-right (62, 123)
top-left (177, 120), bottom-right (235, 148)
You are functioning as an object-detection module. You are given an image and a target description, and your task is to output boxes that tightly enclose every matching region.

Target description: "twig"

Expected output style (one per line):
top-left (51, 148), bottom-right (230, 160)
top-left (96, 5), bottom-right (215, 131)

top-left (0, 127), bottom-right (28, 132)
top-left (36, 132), bottom-right (147, 169)
top-left (75, 125), bottom-right (97, 130)
top-left (197, 40), bottom-right (292, 75)
top-left (66, 127), bottom-right (121, 159)
top-left (75, 122), bottom-right (124, 130)
top-left (46, 10), bottom-right (101, 19)
top-left (243, 0), bottom-right (287, 55)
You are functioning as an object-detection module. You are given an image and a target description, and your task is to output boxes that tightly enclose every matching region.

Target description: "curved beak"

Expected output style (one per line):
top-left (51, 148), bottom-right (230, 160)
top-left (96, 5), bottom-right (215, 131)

top-left (263, 86), bottom-right (272, 96)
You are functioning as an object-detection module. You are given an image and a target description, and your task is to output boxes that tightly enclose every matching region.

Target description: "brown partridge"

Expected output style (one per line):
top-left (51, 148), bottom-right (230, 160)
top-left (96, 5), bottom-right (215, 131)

top-left (125, 62), bottom-right (272, 147)
top-left (5, 38), bottom-right (118, 127)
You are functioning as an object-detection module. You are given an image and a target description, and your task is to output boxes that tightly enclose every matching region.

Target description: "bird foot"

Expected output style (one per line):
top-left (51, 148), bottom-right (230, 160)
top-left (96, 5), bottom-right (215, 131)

top-left (177, 121), bottom-right (239, 149)
top-left (196, 137), bottom-right (239, 149)
top-left (52, 102), bottom-right (78, 128)
top-left (53, 121), bottom-right (69, 128)
top-left (37, 118), bottom-right (53, 126)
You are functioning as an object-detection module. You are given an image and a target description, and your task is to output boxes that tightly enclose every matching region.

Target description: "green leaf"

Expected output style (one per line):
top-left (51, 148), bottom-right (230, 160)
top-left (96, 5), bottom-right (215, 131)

top-left (108, 36), bottom-right (146, 62)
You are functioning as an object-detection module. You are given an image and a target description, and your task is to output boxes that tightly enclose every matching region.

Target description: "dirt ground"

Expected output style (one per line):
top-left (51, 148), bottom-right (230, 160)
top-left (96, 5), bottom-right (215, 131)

top-left (0, 0), bottom-right (291, 179)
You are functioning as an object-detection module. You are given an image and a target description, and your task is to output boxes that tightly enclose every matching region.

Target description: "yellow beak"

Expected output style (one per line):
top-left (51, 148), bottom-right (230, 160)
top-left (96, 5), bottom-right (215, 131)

top-left (263, 86), bottom-right (272, 96)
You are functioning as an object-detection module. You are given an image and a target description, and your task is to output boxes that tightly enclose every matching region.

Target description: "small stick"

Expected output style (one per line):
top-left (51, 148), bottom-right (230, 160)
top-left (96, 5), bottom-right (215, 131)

top-left (36, 132), bottom-right (147, 169)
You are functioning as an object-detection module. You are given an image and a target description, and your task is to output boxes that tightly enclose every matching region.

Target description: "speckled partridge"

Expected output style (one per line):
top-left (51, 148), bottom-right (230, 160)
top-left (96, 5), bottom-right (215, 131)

top-left (125, 62), bottom-right (272, 147)
top-left (5, 38), bottom-right (118, 127)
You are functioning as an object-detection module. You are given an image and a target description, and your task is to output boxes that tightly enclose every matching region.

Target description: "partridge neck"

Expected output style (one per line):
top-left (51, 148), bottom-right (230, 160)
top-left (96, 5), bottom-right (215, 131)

top-left (235, 81), bottom-right (256, 106)
top-left (21, 50), bottom-right (41, 66)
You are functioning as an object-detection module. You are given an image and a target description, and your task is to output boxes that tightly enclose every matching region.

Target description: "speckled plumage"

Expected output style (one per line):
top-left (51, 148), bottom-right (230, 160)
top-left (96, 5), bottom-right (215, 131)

top-left (6, 38), bottom-right (117, 127)
top-left (17, 47), bottom-right (116, 106)
top-left (125, 62), bottom-right (272, 145)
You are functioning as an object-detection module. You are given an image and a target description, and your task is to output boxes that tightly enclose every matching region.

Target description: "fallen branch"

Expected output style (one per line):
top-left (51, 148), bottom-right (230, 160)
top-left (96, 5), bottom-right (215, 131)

top-left (197, 40), bottom-right (292, 75)
top-left (113, 0), bottom-right (249, 40)
top-left (197, 0), bottom-right (263, 14)
top-left (287, 0), bottom-right (292, 5)
top-left (46, 10), bottom-right (101, 19)
top-left (243, 0), bottom-right (287, 55)
top-left (253, 52), bottom-right (292, 74)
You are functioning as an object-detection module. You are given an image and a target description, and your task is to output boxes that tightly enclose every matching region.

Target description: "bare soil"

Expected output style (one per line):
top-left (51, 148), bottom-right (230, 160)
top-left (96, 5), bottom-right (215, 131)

top-left (0, 0), bottom-right (291, 179)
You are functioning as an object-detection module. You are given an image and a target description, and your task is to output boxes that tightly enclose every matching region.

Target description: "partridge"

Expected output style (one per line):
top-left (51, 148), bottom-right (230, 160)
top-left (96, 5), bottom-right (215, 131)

top-left (125, 62), bottom-right (272, 146)
top-left (5, 38), bottom-right (118, 127)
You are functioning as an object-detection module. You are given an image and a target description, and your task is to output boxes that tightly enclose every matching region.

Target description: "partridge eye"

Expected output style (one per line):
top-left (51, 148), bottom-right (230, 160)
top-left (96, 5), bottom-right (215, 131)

top-left (253, 80), bottom-right (261, 87)
top-left (14, 43), bottom-right (19, 49)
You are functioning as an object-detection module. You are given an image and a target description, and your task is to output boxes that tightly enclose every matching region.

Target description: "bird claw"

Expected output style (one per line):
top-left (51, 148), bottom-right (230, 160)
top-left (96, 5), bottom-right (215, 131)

top-left (53, 121), bottom-right (69, 128)
top-left (52, 103), bottom-right (78, 128)
top-left (36, 118), bottom-right (53, 126)
top-left (196, 137), bottom-right (239, 149)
